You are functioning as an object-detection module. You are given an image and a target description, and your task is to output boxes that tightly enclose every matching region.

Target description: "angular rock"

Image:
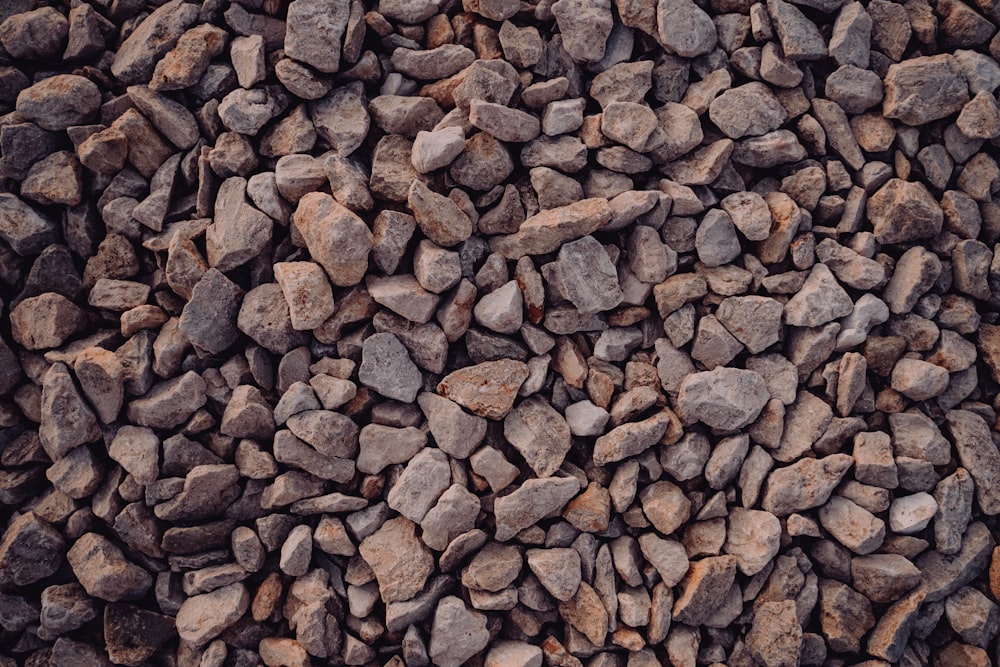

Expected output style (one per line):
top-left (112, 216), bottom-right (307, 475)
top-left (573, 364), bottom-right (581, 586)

top-left (677, 367), bottom-right (770, 430)
top-left (437, 359), bottom-right (530, 420)
top-left (360, 517), bottom-right (434, 603)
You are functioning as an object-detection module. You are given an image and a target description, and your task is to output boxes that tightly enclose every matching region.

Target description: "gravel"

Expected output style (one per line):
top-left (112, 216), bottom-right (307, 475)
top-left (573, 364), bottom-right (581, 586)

top-left (2, 0), bottom-right (1000, 665)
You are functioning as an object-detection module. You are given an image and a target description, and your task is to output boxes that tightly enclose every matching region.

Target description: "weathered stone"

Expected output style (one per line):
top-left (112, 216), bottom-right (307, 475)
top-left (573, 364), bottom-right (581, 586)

top-left (883, 55), bottom-right (970, 126)
top-left (359, 333), bottom-right (422, 403)
top-left (0, 512), bottom-right (64, 588)
top-left (677, 367), bottom-right (770, 429)
top-left (15, 75), bottom-right (100, 131)
top-left (429, 597), bottom-right (490, 667)
top-left (762, 454), bottom-right (854, 516)
top-left (504, 397), bottom-right (572, 477)
top-left (293, 192), bottom-right (373, 287)
top-left (437, 359), bottom-right (530, 420)
top-left (494, 477), bottom-right (581, 541)
top-left (67, 532), bottom-right (152, 602)
top-left (360, 517), bottom-right (434, 603)
top-left (175, 583), bottom-right (249, 647)
top-left (867, 179), bottom-right (943, 245)
top-left (285, 0), bottom-right (349, 73)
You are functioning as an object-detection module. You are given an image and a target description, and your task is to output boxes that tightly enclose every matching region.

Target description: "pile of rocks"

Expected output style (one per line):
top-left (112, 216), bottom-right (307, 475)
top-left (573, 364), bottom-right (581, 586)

top-left (2, 0), bottom-right (1000, 665)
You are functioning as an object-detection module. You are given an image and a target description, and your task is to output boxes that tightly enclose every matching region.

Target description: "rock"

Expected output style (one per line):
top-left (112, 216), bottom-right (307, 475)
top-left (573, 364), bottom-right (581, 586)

top-left (867, 179), bottom-right (943, 245)
top-left (767, 0), bottom-right (827, 60)
top-left (494, 477), bottom-right (581, 541)
top-left (437, 359), bottom-right (530, 420)
top-left (293, 192), bottom-right (373, 287)
top-left (412, 127), bottom-right (466, 174)
top-left (503, 397), bottom-right (571, 477)
top-left (946, 410), bottom-right (1000, 515)
top-left (555, 236), bottom-right (624, 315)
top-left (883, 55), bottom-right (970, 125)
top-left (104, 604), bottom-right (176, 667)
top-left (724, 509), bottom-right (781, 575)
top-left (179, 269), bottom-right (244, 354)
top-left (851, 554), bottom-right (921, 603)
top-left (0, 512), bottom-right (64, 588)
top-left (470, 100), bottom-right (541, 143)
top-left (783, 262), bottom-right (854, 328)
top-left (640, 480), bottom-right (691, 535)
top-left (0, 193), bottom-right (58, 255)
top-left (709, 83), bottom-right (787, 139)
top-left (419, 392), bottom-right (488, 459)
top-left (490, 198), bottom-right (613, 259)
top-left (551, 0), bottom-right (614, 63)
top-left (387, 447), bottom-right (452, 523)
top-left (360, 517), bottom-right (434, 603)
top-left (285, 0), bottom-right (349, 73)
top-left (112, 0), bottom-right (199, 84)
top-left (273, 261), bottom-right (335, 331)
top-left (657, 0), bottom-right (717, 57)
top-left (593, 411), bottom-right (674, 465)
top-left (890, 358), bottom-right (950, 400)
top-left (720, 191), bottom-right (777, 241)
top-left (559, 582), bottom-right (608, 645)
top-left (207, 177), bottom-right (273, 272)
top-left (175, 582), bottom-right (249, 647)
top-left (15, 75), bottom-right (100, 131)
top-left (716, 296), bottom-right (783, 353)
top-left (311, 82), bottom-right (369, 157)
top-left (818, 579), bottom-right (875, 653)
top-left (67, 532), bottom-right (152, 602)
top-left (746, 601), bottom-right (802, 667)
top-left (677, 367), bottom-right (770, 430)
top-left (10, 292), bottom-right (85, 350)
top-left (154, 464), bottom-right (240, 521)
top-left (818, 496), bottom-right (885, 554)
top-left (407, 179), bottom-right (474, 248)
top-left (474, 280), bottom-right (523, 334)
top-left (128, 371), bottom-right (208, 428)
top-left (39, 362), bottom-right (101, 461)
top-left (695, 210), bottom-right (741, 268)
top-left (429, 597), bottom-right (490, 667)
top-left (762, 454), bottom-right (854, 516)
top-left (672, 555), bottom-right (738, 625)
top-left (359, 333), bottom-right (422, 403)
top-left (486, 641), bottom-right (543, 667)
top-left (38, 583), bottom-right (96, 639)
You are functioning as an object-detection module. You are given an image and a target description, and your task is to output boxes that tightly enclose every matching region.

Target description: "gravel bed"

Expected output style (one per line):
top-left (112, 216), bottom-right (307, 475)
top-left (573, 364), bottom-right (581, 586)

top-left (2, 0), bottom-right (1000, 666)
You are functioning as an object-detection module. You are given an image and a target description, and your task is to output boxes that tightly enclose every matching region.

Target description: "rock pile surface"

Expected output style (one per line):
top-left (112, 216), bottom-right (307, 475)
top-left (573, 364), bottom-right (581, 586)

top-left (2, 0), bottom-right (1000, 665)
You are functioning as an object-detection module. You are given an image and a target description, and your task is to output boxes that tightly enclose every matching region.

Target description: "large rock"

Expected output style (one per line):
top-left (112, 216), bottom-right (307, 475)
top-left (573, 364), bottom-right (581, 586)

top-left (0, 512), bottom-right (64, 588)
top-left (437, 359), bottom-right (530, 420)
top-left (677, 367), bottom-right (770, 430)
top-left (946, 410), bottom-right (1000, 515)
top-left (67, 533), bottom-right (152, 602)
top-left (0, 193), bottom-right (58, 255)
top-left (111, 0), bottom-right (199, 84)
top-left (285, 0), bottom-right (349, 73)
top-left (292, 192), bottom-right (373, 287)
top-left (883, 54), bottom-right (970, 125)
top-left (39, 362), bottom-right (101, 461)
top-left (429, 597), bottom-right (490, 667)
top-left (175, 583), bottom-right (249, 647)
top-left (15, 74), bottom-right (100, 131)
top-left (867, 179), bottom-right (943, 244)
top-left (360, 517), bottom-right (435, 603)
top-left (503, 397), bottom-right (572, 477)
top-left (494, 477), bottom-right (581, 541)
top-left (490, 198), bottom-right (612, 259)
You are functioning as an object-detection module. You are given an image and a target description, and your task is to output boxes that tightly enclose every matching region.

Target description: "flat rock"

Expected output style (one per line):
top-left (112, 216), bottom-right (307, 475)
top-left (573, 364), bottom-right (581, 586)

top-left (593, 410), bottom-right (674, 465)
top-left (175, 582), bottom-right (249, 647)
top-left (490, 198), bottom-right (613, 259)
top-left (15, 74), bottom-right (100, 131)
top-left (360, 517), bottom-right (435, 603)
top-left (437, 359), bottom-right (530, 420)
top-left (494, 477), bottom-right (581, 541)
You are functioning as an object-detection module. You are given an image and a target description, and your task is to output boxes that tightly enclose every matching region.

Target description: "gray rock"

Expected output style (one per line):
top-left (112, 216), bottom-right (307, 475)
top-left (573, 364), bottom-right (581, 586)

top-left (38, 583), bottom-right (97, 640)
top-left (421, 485), bottom-right (481, 552)
top-left (473, 280), bottom-right (523, 335)
top-left (207, 177), bottom-right (272, 272)
top-left (285, 410), bottom-right (359, 459)
top-left (818, 579), bottom-right (875, 653)
top-left (946, 410), bottom-right (1000, 515)
top-left (784, 263), bottom-right (854, 327)
top-left (883, 54), bottom-right (970, 126)
top-left (407, 179), bottom-right (474, 248)
top-left (658, 0), bottom-right (717, 57)
top-left (825, 65), bottom-right (884, 114)
top-left (357, 424), bottom-right (427, 475)
top-left (720, 191), bottom-right (773, 241)
top-left (419, 392), bottom-right (488, 459)
top-left (108, 426), bottom-right (159, 486)
top-left (852, 554), bottom-right (922, 603)
top-left (556, 235), bottom-right (624, 315)
top-left (709, 83), bottom-right (787, 139)
top-left (640, 480), bottom-right (691, 535)
top-left (412, 127), bottom-right (466, 174)
top-left (310, 82), bottom-right (369, 157)
top-left (179, 269), bottom-right (244, 355)
top-left (67, 532), bottom-right (152, 602)
top-left (359, 333), bottom-right (422, 403)
top-left (934, 468), bottom-right (974, 555)
top-left (387, 448), bottom-right (452, 523)
top-left (39, 362), bottom-right (101, 461)
top-left (677, 367), bottom-right (770, 430)
top-left (551, 0), bottom-right (614, 63)
top-left (0, 193), bottom-right (59, 257)
top-left (638, 533), bottom-right (690, 586)
top-left (154, 464), bottom-right (241, 522)
top-left (504, 396), bottom-right (572, 477)
top-left (695, 209), bottom-right (741, 268)
top-left (285, 0), bottom-right (349, 73)
top-left (767, 0), bottom-right (827, 60)
top-left (470, 100), bottom-right (541, 143)
top-left (273, 261), bottom-right (335, 331)
top-left (429, 596), bottom-right (490, 667)
top-left (494, 477), bottom-right (581, 541)
top-left (127, 86), bottom-right (200, 150)
top-left (237, 284), bottom-right (308, 355)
